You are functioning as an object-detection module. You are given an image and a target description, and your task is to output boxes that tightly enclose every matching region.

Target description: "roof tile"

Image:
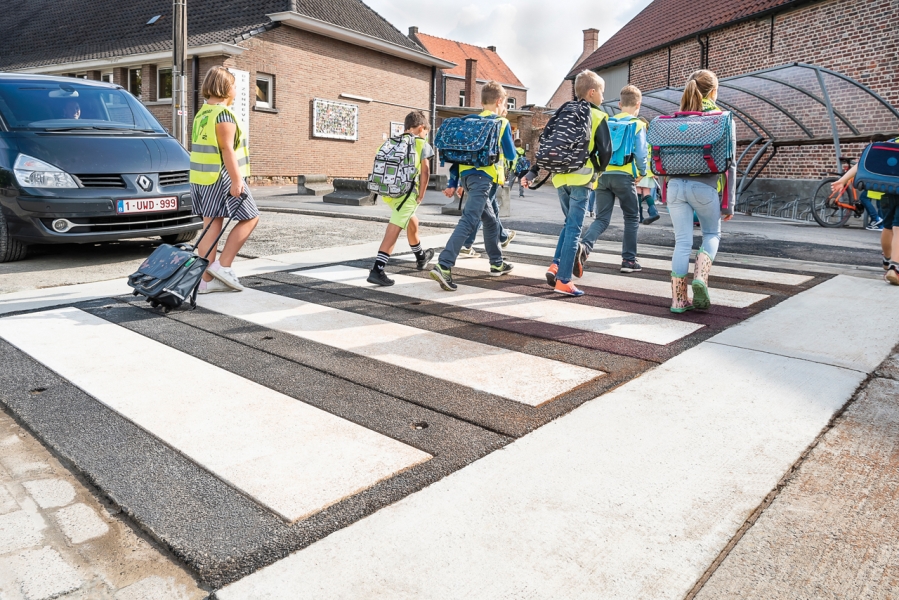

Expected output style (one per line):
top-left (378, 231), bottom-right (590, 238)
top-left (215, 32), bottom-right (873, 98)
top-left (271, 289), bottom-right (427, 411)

top-left (415, 32), bottom-right (524, 88)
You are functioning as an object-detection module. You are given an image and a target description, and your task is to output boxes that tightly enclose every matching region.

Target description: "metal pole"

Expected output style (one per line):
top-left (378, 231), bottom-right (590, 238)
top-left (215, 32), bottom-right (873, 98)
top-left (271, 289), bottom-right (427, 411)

top-left (172, 0), bottom-right (188, 147)
top-left (814, 66), bottom-right (842, 172)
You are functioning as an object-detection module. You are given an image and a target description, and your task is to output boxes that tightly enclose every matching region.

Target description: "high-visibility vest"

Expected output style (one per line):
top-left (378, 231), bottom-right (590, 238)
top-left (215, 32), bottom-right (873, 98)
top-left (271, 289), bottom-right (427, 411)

top-left (189, 104), bottom-right (250, 185)
top-left (552, 106), bottom-right (609, 188)
top-left (459, 110), bottom-right (511, 184)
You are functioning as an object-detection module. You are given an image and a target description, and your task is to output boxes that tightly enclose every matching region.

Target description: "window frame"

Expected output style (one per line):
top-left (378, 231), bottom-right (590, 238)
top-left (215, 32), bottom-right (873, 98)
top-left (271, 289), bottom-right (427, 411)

top-left (506, 97), bottom-right (516, 111)
top-left (101, 72), bottom-right (114, 83)
top-left (255, 73), bottom-right (274, 109)
top-left (128, 68), bottom-right (142, 99)
top-left (157, 67), bottom-right (173, 101)
top-left (459, 89), bottom-right (465, 107)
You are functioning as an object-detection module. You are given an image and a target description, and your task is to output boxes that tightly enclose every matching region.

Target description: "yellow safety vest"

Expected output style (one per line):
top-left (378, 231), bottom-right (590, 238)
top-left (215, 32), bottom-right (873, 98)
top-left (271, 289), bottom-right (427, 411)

top-left (553, 105), bottom-right (609, 188)
top-left (459, 110), bottom-right (511, 184)
top-left (189, 104), bottom-right (250, 185)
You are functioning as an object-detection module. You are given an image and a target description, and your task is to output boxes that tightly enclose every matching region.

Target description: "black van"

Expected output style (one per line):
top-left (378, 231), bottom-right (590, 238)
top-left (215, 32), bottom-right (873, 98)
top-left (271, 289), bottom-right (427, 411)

top-left (0, 74), bottom-right (201, 262)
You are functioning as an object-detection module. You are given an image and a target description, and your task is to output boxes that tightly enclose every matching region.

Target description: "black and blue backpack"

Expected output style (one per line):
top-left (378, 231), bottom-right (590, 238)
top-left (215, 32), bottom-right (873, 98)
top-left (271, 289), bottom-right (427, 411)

top-left (434, 114), bottom-right (502, 168)
top-left (854, 140), bottom-right (899, 196)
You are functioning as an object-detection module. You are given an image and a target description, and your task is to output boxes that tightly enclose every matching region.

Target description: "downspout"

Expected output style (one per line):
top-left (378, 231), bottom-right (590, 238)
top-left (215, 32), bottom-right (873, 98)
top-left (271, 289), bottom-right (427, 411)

top-left (191, 55), bottom-right (200, 144)
top-left (430, 66), bottom-right (438, 168)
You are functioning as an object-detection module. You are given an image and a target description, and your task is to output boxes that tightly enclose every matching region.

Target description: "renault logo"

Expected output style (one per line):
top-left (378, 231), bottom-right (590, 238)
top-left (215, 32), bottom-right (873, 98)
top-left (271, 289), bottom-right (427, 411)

top-left (136, 175), bottom-right (153, 192)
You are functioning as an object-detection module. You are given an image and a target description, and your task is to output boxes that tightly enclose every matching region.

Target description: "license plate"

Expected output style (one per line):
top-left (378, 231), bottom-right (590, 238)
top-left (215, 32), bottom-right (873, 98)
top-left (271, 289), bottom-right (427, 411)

top-left (116, 197), bottom-right (179, 214)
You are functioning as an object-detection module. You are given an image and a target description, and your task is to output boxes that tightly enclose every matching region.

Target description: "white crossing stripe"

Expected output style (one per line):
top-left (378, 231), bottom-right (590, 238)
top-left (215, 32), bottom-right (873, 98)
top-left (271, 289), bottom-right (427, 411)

top-left (296, 266), bottom-right (703, 346)
top-left (0, 308), bottom-right (431, 523)
top-left (421, 256), bottom-right (768, 308)
top-left (199, 289), bottom-right (602, 406)
top-left (504, 243), bottom-right (813, 286)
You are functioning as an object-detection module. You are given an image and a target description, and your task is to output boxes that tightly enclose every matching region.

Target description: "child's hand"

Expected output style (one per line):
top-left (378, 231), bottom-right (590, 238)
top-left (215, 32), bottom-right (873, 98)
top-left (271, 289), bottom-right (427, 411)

top-left (444, 187), bottom-right (456, 198)
top-left (230, 179), bottom-right (244, 198)
top-left (417, 193), bottom-right (424, 204)
top-left (830, 178), bottom-right (847, 194)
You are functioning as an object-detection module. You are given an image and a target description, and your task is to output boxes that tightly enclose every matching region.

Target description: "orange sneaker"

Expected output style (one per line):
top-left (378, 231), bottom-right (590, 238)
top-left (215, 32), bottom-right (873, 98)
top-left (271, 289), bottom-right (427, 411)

top-left (554, 280), bottom-right (585, 297)
top-left (545, 263), bottom-right (559, 287)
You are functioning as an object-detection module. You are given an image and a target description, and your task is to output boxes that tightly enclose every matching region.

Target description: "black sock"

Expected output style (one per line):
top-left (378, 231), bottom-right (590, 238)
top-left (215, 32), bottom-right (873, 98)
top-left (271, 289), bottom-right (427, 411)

top-left (374, 252), bottom-right (390, 272)
top-left (410, 243), bottom-right (425, 260)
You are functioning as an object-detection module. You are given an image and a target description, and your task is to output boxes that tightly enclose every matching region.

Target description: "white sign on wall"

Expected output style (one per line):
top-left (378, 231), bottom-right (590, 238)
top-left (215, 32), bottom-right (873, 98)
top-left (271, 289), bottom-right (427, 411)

top-left (227, 68), bottom-right (251, 141)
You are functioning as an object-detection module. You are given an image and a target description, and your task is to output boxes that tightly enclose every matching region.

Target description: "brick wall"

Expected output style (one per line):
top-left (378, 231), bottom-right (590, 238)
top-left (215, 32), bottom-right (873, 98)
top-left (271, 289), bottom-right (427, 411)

top-left (621, 0), bottom-right (899, 180)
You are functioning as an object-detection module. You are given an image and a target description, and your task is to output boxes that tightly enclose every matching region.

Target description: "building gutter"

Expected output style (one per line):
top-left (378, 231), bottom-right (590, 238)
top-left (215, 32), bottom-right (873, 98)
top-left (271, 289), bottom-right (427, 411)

top-left (267, 11), bottom-right (456, 69)
top-left (442, 74), bottom-right (528, 91)
top-left (9, 43), bottom-right (245, 74)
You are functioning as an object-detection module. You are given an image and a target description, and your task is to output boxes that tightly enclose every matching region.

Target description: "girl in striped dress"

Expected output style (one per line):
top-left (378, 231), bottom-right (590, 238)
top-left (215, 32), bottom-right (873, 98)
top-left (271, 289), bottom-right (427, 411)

top-left (189, 66), bottom-right (259, 294)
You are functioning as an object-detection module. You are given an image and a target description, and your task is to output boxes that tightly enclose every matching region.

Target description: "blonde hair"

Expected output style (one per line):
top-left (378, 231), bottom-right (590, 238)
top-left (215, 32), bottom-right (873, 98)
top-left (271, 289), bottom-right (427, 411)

top-left (201, 66), bottom-right (235, 100)
top-left (481, 81), bottom-right (507, 107)
top-left (680, 70), bottom-right (718, 112)
top-left (574, 70), bottom-right (604, 100)
top-left (619, 84), bottom-right (642, 108)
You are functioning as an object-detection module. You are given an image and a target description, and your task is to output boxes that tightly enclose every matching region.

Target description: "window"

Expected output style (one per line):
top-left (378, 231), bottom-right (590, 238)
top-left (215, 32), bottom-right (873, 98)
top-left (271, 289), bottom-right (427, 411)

top-left (101, 72), bottom-right (113, 83)
top-left (255, 74), bottom-right (273, 108)
top-left (506, 97), bottom-right (516, 110)
top-left (459, 89), bottom-right (465, 107)
top-left (157, 68), bottom-right (173, 100)
top-left (128, 68), bottom-right (142, 99)
top-left (75, 73), bottom-right (88, 80)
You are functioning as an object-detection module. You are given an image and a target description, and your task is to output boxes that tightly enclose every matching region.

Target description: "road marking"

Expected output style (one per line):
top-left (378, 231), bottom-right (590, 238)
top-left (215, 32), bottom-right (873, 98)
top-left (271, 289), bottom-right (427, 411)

top-left (504, 243), bottom-right (813, 286)
top-left (0, 307), bottom-right (431, 523)
top-left (296, 266), bottom-right (703, 346)
top-left (216, 341), bottom-right (865, 600)
top-left (199, 289), bottom-right (602, 406)
top-left (401, 255), bottom-right (769, 308)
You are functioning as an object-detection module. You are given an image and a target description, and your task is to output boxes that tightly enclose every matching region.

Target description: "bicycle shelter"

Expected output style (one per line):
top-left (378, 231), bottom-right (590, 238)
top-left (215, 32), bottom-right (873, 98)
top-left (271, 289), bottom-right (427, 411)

top-left (601, 63), bottom-right (899, 220)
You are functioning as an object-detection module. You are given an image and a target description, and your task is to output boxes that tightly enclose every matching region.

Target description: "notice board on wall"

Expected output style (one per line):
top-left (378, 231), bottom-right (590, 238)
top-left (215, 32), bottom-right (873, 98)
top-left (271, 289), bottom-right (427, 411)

top-left (312, 98), bottom-right (358, 141)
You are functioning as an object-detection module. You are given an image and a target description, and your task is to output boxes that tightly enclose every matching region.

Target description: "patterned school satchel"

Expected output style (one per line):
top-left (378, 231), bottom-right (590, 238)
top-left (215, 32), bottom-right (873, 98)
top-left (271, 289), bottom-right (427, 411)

top-left (647, 111), bottom-right (734, 176)
top-left (434, 114), bottom-right (502, 168)
top-left (368, 133), bottom-right (418, 199)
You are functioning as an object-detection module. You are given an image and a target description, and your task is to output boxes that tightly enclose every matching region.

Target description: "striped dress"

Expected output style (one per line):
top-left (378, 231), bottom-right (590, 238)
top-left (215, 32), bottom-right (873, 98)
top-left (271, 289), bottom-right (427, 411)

top-left (190, 111), bottom-right (260, 220)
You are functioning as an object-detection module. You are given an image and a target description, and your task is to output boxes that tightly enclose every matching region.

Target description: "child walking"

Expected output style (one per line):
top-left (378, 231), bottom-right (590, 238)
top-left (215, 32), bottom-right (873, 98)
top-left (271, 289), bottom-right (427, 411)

top-left (666, 70), bottom-right (737, 312)
top-left (524, 70), bottom-right (612, 297)
top-left (367, 111), bottom-right (435, 286)
top-left (431, 81), bottom-right (517, 292)
top-left (190, 66), bottom-right (259, 294)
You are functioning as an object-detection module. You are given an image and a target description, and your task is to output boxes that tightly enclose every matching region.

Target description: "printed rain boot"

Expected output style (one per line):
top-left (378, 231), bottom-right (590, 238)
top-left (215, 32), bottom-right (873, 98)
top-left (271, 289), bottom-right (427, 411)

top-left (691, 250), bottom-right (713, 310)
top-left (670, 274), bottom-right (694, 314)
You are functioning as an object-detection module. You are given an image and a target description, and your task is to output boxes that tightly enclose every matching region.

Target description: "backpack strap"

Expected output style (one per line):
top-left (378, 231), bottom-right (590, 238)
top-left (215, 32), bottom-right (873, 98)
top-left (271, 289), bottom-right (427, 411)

top-left (651, 146), bottom-right (664, 175)
top-left (701, 144), bottom-right (717, 172)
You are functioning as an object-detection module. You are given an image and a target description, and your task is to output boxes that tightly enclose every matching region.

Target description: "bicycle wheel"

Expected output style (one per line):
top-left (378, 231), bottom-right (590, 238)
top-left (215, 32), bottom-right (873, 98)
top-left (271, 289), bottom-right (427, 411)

top-left (811, 178), bottom-right (853, 227)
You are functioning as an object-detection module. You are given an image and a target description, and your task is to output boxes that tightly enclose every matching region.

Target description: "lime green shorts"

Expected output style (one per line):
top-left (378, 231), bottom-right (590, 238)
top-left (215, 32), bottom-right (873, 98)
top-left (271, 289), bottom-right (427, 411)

top-left (383, 194), bottom-right (419, 229)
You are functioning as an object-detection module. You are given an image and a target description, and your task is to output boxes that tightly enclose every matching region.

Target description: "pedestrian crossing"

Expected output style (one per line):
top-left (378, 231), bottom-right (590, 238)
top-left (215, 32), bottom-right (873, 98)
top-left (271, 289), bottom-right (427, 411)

top-left (0, 236), bottom-right (840, 593)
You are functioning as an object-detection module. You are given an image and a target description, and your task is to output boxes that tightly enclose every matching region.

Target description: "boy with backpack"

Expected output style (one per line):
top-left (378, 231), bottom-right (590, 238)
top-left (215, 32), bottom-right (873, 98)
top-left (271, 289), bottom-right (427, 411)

top-left (366, 110), bottom-right (434, 286)
top-left (512, 139), bottom-right (529, 197)
top-left (523, 70), bottom-right (612, 297)
top-left (430, 81), bottom-right (518, 291)
top-left (579, 84), bottom-right (648, 274)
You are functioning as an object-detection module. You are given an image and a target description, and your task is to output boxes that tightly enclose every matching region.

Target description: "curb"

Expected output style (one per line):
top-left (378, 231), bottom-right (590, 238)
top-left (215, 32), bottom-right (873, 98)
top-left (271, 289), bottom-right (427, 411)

top-left (257, 206), bottom-right (457, 229)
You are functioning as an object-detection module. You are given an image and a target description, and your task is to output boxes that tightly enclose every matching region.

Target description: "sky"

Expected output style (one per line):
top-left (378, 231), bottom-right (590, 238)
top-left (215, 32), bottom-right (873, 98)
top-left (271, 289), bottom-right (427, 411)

top-left (366, 0), bottom-right (654, 105)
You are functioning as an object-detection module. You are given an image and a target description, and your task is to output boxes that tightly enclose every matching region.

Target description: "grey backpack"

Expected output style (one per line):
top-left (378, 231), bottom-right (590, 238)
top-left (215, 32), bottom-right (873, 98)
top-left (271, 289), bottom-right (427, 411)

top-left (368, 134), bottom-right (419, 200)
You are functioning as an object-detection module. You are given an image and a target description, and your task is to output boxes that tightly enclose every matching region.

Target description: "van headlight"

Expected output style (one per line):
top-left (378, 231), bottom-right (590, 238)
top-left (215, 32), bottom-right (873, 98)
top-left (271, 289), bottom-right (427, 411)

top-left (13, 154), bottom-right (78, 189)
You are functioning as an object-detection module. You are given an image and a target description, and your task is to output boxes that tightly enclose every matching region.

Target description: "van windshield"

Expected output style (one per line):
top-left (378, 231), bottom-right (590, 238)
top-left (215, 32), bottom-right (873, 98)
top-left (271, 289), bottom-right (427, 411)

top-left (0, 81), bottom-right (167, 133)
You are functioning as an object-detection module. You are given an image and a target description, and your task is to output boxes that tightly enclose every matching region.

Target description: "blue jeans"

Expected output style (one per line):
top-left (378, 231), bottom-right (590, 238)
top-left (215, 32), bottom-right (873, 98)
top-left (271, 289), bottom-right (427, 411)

top-left (582, 174), bottom-right (640, 261)
top-left (860, 191), bottom-right (882, 223)
top-left (667, 178), bottom-right (721, 276)
top-left (463, 188), bottom-right (508, 247)
top-left (552, 185), bottom-right (589, 282)
top-left (587, 188), bottom-right (596, 213)
top-left (439, 172), bottom-right (504, 268)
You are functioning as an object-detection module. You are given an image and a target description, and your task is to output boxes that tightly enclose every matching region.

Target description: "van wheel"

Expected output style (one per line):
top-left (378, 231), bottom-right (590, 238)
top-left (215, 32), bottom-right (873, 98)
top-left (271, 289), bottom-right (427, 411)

top-left (160, 231), bottom-right (197, 245)
top-left (0, 212), bottom-right (27, 263)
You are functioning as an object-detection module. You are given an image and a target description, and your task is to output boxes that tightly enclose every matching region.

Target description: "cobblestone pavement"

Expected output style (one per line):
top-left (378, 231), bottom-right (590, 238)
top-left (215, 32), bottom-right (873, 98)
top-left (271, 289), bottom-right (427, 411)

top-left (0, 411), bottom-right (207, 600)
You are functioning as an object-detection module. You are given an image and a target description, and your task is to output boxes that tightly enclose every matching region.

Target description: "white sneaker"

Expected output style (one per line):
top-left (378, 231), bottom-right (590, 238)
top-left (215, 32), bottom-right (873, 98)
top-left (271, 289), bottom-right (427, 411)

top-left (197, 278), bottom-right (232, 294)
top-left (458, 246), bottom-right (480, 259)
top-left (208, 263), bottom-right (245, 291)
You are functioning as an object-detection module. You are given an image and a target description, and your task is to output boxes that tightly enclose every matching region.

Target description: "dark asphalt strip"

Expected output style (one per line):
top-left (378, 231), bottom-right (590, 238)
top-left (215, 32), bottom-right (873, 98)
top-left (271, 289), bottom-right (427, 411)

top-left (1, 301), bottom-right (510, 587)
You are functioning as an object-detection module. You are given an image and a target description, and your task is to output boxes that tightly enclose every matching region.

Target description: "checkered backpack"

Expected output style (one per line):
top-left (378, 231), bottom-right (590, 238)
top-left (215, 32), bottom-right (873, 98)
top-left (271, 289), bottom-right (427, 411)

top-left (646, 111), bottom-right (734, 176)
top-left (368, 134), bottom-right (419, 199)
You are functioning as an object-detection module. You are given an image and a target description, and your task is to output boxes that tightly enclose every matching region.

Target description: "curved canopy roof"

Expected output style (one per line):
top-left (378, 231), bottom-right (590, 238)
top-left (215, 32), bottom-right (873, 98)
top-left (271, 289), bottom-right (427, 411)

top-left (601, 63), bottom-right (899, 173)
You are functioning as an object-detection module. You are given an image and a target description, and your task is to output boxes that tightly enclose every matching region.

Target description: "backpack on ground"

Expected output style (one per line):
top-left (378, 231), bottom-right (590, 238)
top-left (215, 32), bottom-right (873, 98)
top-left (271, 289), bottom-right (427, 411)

top-left (434, 114), bottom-right (502, 168)
top-left (529, 100), bottom-right (598, 189)
top-left (854, 141), bottom-right (899, 196)
top-left (368, 134), bottom-right (419, 200)
top-left (646, 111), bottom-right (734, 177)
top-left (127, 194), bottom-right (247, 312)
top-left (608, 115), bottom-right (639, 170)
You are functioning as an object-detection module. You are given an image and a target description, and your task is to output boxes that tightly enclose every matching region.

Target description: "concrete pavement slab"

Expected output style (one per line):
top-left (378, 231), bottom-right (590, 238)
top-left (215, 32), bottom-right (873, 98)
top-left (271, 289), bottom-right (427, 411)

top-left (298, 265), bottom-right (704, 345)
top-left (53, 503), bottom-right (109, 544)
top-left (0, 307), bottom-right (432, 523)
top-left (708, 275), bottom-right (898, 372)
top-left (21, 479), bottom-right (75, 509)
top-left (0, 509), bottom-right (45, 554)
top-left (695, 375), bottom-right (899, 599)
top-left (198, 288), bottom-right (602, 406)
top-left (217, 343), bottom-right (863, 600)
top-left (7, 546), bottom-right (82, 600)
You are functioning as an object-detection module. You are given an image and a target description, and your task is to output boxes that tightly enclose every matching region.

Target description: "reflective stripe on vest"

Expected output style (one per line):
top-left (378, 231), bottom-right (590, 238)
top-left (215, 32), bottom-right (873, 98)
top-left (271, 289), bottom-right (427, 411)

top-left (189, 104), bottom-right (250, 185)
top-left (552, 107), bottom-right (609, 189)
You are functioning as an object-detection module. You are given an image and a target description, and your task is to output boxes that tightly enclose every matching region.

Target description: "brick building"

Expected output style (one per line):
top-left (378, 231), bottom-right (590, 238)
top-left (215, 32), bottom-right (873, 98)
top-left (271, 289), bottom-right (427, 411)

top-left (0, 0), bottom-right (453, 183)
top-left (571, 0), bottom-right (899, 195)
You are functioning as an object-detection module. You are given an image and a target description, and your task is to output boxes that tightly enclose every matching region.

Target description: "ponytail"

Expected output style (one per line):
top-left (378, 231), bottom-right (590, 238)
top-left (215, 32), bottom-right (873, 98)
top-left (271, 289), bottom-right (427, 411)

top-left (680, 69), bottom-right (718, 112)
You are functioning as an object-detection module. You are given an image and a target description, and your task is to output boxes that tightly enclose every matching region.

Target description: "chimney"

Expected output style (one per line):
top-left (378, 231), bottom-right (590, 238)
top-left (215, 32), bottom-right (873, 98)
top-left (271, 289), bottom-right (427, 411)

top-left (408, 26), bottom-right (419, 37)
top-left (487, 46), bottom-right (496, 52)
top-left (583, 28), bottom-right (599, 55)
top-left (464, 58), bottom-right (478, 108)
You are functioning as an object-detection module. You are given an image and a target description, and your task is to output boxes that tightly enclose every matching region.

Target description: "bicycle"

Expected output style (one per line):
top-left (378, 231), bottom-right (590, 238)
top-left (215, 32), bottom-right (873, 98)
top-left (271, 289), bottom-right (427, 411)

top-left (811, 157), bottom-right (865, 227)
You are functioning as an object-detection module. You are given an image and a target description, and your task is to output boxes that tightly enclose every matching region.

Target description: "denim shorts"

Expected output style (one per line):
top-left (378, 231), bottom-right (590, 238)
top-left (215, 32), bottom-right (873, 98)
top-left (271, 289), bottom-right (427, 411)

top-left (881, 194), bottom-right (899, 229)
